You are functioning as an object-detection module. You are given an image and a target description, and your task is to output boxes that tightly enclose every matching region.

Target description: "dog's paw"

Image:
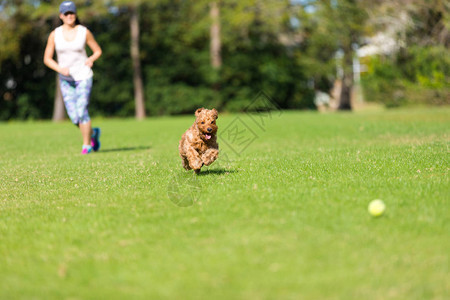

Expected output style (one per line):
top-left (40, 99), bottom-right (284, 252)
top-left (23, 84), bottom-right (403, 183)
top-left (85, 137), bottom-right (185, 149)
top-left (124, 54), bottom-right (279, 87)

top-left (189, 159), bottom-right (203, 170)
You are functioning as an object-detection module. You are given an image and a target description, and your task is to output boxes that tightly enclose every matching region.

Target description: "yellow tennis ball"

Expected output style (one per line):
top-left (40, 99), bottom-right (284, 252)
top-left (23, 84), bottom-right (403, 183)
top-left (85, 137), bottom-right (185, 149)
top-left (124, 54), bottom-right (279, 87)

top-left (368, 199), bottom-right (386, 217)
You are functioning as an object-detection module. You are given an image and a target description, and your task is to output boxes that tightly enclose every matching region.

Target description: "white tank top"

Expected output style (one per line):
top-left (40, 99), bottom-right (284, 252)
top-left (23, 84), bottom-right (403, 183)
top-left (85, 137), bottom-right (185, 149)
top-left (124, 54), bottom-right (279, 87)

top-left (55, 25), bottom-right (93, 81)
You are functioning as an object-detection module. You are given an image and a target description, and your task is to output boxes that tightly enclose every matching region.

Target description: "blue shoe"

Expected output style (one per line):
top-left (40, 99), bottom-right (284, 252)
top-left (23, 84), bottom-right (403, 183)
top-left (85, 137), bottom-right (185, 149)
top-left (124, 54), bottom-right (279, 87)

top-left (91, 127), bottom-right (101, 152)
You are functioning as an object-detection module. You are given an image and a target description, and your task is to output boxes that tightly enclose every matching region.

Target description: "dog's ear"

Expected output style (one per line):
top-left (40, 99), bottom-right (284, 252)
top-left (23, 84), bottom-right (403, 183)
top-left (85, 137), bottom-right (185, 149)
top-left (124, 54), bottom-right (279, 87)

top-left (212, 108), bottom-right (218, 119)
top-left (195, 108), bottom-right (204, 117)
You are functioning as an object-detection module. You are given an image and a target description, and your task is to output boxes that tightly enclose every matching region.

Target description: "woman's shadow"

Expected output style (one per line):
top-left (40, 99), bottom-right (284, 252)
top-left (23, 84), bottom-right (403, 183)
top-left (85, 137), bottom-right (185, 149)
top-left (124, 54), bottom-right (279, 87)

top-left (100, 146), bottom-right (151, 153)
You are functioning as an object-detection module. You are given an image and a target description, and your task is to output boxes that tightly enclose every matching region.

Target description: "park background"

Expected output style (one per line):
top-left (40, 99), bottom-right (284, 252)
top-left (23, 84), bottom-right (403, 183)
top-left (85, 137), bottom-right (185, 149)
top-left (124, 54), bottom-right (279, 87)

top-left (0, 0), bottom-right (448, 121)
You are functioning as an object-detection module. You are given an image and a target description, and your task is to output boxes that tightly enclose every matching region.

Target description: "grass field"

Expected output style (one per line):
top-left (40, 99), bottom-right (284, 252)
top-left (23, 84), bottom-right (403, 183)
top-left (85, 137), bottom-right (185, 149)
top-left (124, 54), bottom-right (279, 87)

top-left (0, 107), bottom-right (449, 299)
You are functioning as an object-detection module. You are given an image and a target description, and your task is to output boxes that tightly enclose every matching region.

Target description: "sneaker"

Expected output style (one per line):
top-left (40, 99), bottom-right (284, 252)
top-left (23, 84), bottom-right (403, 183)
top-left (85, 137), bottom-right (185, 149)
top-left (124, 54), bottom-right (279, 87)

top-left (91, 127), bottom-right (101, 152)
top-left (81, 145), bottom-right (93, 155)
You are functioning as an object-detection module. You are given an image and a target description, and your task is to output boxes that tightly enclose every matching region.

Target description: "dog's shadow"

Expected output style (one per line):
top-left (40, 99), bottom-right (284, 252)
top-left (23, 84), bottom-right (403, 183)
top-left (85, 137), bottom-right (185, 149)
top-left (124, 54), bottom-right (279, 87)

top-left (197, 168), bottom-right (238, 176)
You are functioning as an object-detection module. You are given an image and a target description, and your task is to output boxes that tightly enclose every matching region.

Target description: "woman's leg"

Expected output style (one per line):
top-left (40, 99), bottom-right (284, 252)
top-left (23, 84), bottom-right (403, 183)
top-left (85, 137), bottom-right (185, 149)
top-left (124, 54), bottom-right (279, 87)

top-left (60, 79), bottom-right (80, 125)
top-left (75, 78), bottom-right (93, 149)
top-left (79, 121), bottom-right (92, 146)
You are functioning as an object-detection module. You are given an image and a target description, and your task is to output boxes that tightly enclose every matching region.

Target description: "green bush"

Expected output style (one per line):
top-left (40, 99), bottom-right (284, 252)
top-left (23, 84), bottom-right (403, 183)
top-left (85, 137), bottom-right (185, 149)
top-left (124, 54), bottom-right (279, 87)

top-left (361, 56), bottom-right (407, 107)
top-left (362, 46), bottom-right (450, 107)
top-left (403, 46), bottom-right (449, 89)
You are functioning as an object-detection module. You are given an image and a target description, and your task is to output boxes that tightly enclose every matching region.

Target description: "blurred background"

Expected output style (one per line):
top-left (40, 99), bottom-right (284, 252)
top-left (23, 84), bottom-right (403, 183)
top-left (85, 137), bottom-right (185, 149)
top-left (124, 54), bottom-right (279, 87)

top-left (0, 0), bottom-right (448, 121)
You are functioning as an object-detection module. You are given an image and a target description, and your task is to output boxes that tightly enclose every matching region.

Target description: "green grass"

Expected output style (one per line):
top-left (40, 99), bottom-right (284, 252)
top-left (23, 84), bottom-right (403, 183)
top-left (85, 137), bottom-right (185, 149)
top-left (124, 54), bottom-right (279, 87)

top-left (1, 107), bottom-right (449, 299)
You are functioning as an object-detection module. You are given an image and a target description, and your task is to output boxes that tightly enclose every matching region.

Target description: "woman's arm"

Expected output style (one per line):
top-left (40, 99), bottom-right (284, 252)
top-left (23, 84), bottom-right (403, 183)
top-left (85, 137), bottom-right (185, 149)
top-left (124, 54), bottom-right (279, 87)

top-left (85, 29), bottom-right (102, 68)
top-left (43, 31), bottom-right (70, 76)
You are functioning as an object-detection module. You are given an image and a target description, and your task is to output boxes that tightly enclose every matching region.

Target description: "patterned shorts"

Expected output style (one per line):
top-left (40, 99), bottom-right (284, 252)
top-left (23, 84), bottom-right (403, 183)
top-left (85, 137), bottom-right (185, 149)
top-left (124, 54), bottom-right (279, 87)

top-left (60, 77), bottom-right (93, 125)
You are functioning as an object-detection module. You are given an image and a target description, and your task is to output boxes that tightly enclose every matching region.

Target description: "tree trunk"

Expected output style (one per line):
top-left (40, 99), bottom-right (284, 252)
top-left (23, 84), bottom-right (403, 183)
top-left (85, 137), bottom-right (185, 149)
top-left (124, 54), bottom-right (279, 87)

top-left (130, 5), bottom-right (146, 120)
top-left (52, 15), bottom-right (66, 121)
top-left (52, 75), bottom-right (66, 121)
top-left (52, 75), bottom-right (65, 121)
top-left (210, 1), bottom-right (222, 69)
top-left (338, 49), bottom-right (353, 110)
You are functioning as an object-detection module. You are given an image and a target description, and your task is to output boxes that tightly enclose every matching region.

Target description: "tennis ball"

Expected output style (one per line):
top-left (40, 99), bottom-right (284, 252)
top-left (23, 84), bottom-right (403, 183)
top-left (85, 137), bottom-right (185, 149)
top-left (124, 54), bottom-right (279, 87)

top-left (368, 199), bottom-right (386, 217)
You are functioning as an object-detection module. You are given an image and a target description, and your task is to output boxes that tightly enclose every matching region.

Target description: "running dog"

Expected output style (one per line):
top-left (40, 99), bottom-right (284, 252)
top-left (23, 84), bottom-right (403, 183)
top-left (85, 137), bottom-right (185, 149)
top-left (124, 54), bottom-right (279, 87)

top-left (179, 108), bottom-right (219, 174)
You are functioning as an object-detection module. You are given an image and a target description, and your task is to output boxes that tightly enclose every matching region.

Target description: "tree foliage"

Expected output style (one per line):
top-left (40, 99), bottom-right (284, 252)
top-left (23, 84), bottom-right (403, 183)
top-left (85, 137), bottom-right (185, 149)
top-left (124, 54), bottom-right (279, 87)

top-left (0, 0), bottom-right (447, 120)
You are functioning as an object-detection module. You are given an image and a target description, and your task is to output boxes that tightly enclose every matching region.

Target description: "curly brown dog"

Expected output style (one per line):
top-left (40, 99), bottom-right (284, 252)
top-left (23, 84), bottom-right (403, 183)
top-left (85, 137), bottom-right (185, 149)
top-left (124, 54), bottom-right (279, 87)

top-left (179, 108), bottom-right (219, 174)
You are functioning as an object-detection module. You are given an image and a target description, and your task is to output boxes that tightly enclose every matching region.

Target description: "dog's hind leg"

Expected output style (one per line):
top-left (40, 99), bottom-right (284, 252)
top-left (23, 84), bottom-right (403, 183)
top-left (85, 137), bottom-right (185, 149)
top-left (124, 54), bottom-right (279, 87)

top-left (181, 156), bottom-right (191, 170)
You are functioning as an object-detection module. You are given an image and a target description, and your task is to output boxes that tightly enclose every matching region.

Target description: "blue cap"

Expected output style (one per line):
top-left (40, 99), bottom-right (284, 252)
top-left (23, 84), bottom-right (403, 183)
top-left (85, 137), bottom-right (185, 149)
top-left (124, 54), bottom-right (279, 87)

top-left (59, 1), bottom-right (77, 14)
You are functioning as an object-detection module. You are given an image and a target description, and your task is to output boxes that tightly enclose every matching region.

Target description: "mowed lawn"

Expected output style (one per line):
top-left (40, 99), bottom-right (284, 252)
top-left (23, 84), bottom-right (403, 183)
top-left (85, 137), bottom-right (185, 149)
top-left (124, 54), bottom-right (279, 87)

top-left (0, 107), bottom-right (449, 299)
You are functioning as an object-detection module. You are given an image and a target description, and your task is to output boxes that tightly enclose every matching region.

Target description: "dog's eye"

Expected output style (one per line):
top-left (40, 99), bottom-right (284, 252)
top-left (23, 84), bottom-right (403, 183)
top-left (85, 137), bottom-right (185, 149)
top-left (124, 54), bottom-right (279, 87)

top-left (201, 122), bottom-right (205, 124)
top-left (211, 121), bottom-right (215, 124)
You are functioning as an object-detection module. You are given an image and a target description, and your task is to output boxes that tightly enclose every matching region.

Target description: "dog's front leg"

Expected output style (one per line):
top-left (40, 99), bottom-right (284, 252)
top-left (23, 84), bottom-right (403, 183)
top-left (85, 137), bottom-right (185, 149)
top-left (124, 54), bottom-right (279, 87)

top-left (202, 148), bottom-right (219, 166)
top-left (186, 147), bottom-right (203, 173)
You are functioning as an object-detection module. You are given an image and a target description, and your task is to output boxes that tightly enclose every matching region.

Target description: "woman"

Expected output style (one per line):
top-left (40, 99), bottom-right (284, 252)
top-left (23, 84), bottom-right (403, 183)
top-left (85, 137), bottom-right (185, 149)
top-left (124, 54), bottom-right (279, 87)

top-left (44, 1), bottom-right (102, 154)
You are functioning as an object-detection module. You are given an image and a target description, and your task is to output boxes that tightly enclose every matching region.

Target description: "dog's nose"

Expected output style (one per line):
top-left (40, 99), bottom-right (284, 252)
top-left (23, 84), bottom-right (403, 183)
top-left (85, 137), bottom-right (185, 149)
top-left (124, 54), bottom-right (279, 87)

top-left (207, 128), bottom-right (212, 132)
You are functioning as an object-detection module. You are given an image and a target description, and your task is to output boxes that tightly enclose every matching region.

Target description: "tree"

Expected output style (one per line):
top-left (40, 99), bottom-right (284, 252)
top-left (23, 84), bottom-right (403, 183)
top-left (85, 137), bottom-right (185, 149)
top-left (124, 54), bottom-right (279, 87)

top-left (321, 0), bottom-right (368, 110)
top-left (359, 0), bottom-right (450, 106)
top-left (209, 1), bottom-right (222, 69)
top-left (50, 15), bottom-right (66, 121)
top-left (294, 0), bottom-right (369, 110)
top-left (110, 0), bottom-right (174, 119)
top-left (367, 0), bottom-right (449, 47)
top-left (0, 1), bottom-right (54, 120)
top-left (129, 4), bottom-right (146, 119)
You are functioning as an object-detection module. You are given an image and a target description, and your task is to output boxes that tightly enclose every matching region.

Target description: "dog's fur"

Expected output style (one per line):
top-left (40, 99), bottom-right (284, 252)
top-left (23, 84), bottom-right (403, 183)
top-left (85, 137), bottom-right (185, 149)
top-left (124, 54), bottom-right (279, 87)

top-left (179, 108), bottom-right (219, 174)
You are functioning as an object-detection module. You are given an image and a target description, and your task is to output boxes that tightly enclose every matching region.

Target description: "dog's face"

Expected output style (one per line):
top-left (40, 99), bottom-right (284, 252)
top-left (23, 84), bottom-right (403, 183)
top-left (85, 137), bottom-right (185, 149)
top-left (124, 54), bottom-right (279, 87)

top-left (195, 108), bottom-right (218, 141)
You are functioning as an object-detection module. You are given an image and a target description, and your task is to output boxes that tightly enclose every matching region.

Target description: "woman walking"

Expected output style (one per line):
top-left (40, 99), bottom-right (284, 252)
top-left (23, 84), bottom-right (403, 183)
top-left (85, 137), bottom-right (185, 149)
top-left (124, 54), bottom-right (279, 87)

top-left (44, 1), bottom-right (102, 154)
